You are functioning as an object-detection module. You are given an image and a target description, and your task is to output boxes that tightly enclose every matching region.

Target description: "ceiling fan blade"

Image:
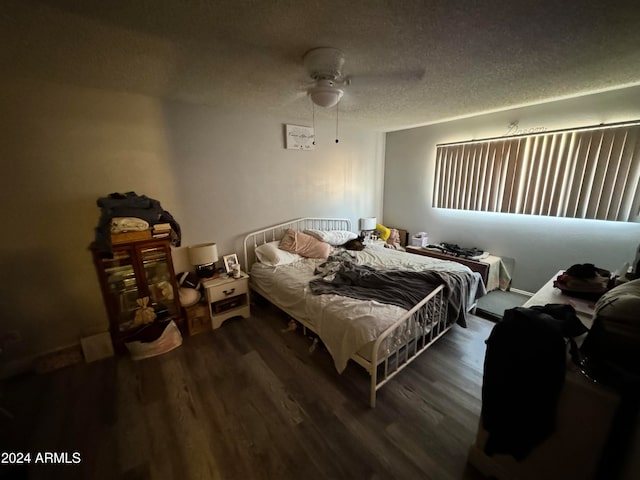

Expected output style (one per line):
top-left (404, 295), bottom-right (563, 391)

top-left (344, 68), bottom-right (426, 87)
top-left (297, 46), bottom-right (425, 111)
top-left (295, 79), bottom-right (316, 92)
top-left (282, 90), bottom-right (309, 106)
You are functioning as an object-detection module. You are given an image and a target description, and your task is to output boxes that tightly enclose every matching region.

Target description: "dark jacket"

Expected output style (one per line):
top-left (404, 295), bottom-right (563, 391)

top-left (481, 305), bottom-right (585, 460)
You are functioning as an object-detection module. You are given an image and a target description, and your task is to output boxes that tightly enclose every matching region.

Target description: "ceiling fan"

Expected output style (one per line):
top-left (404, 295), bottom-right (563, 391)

top-left (302, 47), bottom-right (425, 109)
top-left (299, 47), bottom-right (424, 144)
top-left (302, 47), bottom-right (350, 108)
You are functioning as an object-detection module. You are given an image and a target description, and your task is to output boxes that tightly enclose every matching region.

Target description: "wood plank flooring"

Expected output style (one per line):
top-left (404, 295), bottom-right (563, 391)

top-left (0, 299), bottom-right (494, 480)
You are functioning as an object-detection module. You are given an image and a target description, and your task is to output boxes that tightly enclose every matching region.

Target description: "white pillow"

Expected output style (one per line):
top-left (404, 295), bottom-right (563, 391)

top-left (255, 241), bottom-right (302, 266)
top-left (303, 229), bottom-right (357, 246)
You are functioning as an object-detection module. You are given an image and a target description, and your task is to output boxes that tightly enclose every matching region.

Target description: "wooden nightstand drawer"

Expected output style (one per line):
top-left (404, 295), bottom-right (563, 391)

top-left (206, 277), bottom-right (248, 303)
top-left (213, 294), bottom-right (247, 314)
top-left (183, 302), bottom-right (211, 336)
top-left (202, 272), bottom-right (251, 329)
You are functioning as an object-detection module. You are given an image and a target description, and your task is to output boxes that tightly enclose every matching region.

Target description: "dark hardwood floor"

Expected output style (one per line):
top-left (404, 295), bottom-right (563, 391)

top-left (0, 299), bottom-right (494, 480)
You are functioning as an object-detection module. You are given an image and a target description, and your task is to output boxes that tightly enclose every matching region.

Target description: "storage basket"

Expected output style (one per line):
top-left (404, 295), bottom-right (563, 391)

top-left (125, 320), bottom-right (182, 360)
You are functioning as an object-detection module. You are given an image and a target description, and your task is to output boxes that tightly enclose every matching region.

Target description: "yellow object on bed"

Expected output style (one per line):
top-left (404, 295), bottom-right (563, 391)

top-left (376, 223), bottom-right (391, 241)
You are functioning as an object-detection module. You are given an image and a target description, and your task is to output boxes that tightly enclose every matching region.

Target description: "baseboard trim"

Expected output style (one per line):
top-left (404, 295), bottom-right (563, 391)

top-left (35, 344), bottom-right (84, 374)
top-left (510, 288), bottom-right (533, 297)
top-left (1, 342), bottom-right (84, 379)
top-left (475, 309), bottom-right (503, 322)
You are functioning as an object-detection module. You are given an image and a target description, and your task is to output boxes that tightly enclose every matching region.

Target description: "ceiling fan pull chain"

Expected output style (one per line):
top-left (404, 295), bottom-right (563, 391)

top-left (312, 101), bottom-right (316, 145)
top-left (335, 100), bottom-right (340, 144)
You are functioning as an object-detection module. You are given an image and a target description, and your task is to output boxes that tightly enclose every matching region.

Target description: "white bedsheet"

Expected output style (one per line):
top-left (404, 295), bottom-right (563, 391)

top-left (251, 246), bottom-right (484, 372)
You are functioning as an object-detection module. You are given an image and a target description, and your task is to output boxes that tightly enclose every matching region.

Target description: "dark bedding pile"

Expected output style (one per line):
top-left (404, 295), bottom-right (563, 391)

top-left (309, 253), bottom-right (474, 327)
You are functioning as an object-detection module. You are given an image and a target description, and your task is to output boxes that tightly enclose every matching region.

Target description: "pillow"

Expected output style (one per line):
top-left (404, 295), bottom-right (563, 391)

top-left (279, 229), bottom-right (332, 259)
top-left (255, 241), bottom-right (302, 266)
top-left (303, 229), bottom-right (357, 246)
top-left (376, 223), bottom-right (391, 241)
top-left (386, 228), bottom-right (401, 245)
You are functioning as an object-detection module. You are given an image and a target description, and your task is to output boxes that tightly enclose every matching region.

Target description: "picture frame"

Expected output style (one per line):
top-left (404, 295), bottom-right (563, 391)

top-left (285, 124), bottom-right (315, 150)
top-left (223, 253), bottom-right (239, 273)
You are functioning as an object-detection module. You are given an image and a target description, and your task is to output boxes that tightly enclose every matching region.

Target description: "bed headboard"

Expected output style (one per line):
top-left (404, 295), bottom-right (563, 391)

top-left (243, 217), bottom-right (352, 271)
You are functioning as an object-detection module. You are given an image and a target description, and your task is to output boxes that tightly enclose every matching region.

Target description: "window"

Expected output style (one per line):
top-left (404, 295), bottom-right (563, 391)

top-left (433, 123), bottom-right (640, 222)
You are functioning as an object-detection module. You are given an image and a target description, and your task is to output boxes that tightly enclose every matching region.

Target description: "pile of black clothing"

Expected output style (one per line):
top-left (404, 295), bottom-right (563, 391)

top-left (482, 301), bottom-right (639, 479)
top-left (430, 242), bottom-right (484, 259)
top-left (482, 304), bottom-right (587, 460)
top-left (95, 192), bottom-right (181, 253)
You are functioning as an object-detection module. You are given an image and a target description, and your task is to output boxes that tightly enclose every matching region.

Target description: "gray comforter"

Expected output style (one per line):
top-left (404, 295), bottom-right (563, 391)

top-left (309, 253), bottom-right (474, 327)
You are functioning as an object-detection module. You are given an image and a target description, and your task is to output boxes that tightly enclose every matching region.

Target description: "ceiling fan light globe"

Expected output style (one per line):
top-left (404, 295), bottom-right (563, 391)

top-left (308, 86), bottom-right (344, 108)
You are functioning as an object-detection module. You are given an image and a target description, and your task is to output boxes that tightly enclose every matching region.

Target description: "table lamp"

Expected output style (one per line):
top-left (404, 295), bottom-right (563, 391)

top-left (188, 243), bottom-right (218, 278)
top-left (359, 217), bottom-right (377, 241)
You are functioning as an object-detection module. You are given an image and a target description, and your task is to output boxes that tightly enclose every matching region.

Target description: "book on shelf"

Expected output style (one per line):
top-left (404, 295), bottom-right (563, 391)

top-left (153, 223), bottom-right (171, 233)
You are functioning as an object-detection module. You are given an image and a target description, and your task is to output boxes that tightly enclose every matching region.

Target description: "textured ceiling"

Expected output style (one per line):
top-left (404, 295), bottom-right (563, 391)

top-left (2, 0), bottom-right (640, 131)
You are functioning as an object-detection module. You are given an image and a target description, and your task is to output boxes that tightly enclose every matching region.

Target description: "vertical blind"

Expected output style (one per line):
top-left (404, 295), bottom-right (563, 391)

top-left (432, 124), bottom-right (640, 222)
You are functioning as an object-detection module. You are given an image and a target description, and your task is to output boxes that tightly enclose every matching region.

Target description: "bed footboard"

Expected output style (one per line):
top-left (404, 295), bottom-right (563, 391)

top-left (361, 283), bottom-right (450, 407)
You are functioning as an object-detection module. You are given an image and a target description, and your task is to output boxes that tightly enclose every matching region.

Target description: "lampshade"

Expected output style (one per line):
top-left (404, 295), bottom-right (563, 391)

top-left (187, 243), bottom-right (218, 266)
top-left (359, 217), bottom-right (377, 231)
top-left (308, 82), bottom-right (344, 108)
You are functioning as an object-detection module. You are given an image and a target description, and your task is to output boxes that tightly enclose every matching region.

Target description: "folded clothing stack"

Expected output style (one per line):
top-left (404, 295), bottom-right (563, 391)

top-left (110, 217), bottom-right (149, 233)
top-left (94, 191), bottom-right (181, 252)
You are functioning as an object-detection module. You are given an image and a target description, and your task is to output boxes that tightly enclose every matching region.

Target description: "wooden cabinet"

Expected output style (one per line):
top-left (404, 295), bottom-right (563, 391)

top-left (202, 272), bottom-right (251, 329)
top-left (90, 238), bottom-right (183, 353)
top-left (406, 246), bottom-right (490, 285)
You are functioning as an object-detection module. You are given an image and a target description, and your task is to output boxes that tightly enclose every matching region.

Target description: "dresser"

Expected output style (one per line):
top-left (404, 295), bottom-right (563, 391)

top-left (406, 246), bottom-right (490, 286)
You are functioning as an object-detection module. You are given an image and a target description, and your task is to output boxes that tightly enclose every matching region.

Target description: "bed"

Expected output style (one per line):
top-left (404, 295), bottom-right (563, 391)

top-left (243, 218), bottom-right (485, 407)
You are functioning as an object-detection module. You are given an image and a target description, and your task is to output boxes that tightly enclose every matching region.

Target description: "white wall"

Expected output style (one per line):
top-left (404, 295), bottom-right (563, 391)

top-left (161, 101), bottom-right (385, 270)
top-left (0, 78), bottom-right (384, 372)
top-left (383, 85), bottom-right (640, 292)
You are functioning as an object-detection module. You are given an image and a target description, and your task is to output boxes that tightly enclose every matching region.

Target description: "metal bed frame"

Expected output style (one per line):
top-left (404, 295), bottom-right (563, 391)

top-left (243, 217), bottom-right (452, 407)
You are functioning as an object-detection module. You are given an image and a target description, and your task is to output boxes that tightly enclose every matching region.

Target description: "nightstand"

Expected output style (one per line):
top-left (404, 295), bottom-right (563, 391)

top-left (183, 300), bottom-right (211, 336)
top-left (202, 272), bottom-right (251, 329)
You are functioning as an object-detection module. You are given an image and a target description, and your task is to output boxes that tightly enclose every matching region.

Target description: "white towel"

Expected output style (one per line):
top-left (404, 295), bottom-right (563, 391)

top-left (110, 217), bottom-right (149, 233)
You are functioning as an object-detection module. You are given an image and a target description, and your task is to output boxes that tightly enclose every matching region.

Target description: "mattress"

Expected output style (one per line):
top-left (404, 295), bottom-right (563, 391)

top-left (251, 246), bottom-right (485, 372)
